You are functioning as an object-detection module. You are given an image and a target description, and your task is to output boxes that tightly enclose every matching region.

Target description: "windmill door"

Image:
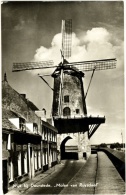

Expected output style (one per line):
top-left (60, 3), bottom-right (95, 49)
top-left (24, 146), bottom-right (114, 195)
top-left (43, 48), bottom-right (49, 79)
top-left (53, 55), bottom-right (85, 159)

top-left (3, 160), bottom-right (8, 194)
top-left (63, 107), bottom-right (71, 117)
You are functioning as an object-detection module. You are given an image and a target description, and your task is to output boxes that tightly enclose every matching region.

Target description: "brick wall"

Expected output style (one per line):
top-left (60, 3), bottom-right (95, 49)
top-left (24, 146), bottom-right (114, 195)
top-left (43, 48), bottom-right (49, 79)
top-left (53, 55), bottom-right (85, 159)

top-left (52, 71), bottom-right (87, 117)
top-left (63, 74), bottom-right (85, 116)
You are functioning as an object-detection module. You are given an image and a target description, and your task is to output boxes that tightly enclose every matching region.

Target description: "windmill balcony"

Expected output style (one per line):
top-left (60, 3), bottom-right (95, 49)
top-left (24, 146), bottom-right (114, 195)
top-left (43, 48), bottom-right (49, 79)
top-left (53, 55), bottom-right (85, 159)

top-left (53, 115), bottom-right (105, 135)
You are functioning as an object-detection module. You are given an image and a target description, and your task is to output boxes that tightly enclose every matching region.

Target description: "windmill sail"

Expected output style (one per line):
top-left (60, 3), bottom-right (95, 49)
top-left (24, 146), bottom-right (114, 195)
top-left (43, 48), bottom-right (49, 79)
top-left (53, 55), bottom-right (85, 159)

top-left (64, 58), bottom-right (116, 72)
top-left (12, 60), bottom-right (56, 72)
top-left (61, 19), bottom-right (72, 59)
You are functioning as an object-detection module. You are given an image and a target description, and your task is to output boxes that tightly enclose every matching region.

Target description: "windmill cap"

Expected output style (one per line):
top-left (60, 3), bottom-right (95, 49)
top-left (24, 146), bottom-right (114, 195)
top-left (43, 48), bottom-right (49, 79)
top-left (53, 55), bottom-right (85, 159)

top-left (52, 64), bottom-right (84, 78)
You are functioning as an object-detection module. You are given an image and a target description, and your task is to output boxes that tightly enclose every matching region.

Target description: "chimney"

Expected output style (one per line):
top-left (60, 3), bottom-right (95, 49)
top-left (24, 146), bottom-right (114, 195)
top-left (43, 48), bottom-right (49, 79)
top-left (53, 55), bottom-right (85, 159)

top-left (4, 72), bottom-right (8, 82)
top-left (20, 94), bottom-right (26, 99)
top-left (35, 108), bottom-right (47, 122)
top-left (42, 108), bottom-right (46, 117)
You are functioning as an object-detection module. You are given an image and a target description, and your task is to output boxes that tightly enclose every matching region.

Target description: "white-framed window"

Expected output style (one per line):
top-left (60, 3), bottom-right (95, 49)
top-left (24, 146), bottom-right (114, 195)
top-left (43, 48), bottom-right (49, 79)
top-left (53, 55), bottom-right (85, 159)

top-left (8, 157), bottom-right (14, 182)
top-left (38, 151), bottom-right (41, 168)
top-left (19, 118), bottom-right (26, 132)
top-left (18, 152), bottom-right (22, 176)
top-left (33, 123), bottom-right (38, 134)
top-left (34, 151), bottom-right (37, 170)
top-left (43, 151), bottom-right (45, 166)
top-left (24, 151), bottom-right (28, 174)
top-left (46, 150), bottom-right (48, 165)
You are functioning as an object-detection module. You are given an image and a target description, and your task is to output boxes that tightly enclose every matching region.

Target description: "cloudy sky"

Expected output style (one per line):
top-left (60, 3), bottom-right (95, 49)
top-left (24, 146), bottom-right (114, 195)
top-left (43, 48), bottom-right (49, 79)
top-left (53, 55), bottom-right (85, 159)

top-left (2, 1), bottom-right (124, 144)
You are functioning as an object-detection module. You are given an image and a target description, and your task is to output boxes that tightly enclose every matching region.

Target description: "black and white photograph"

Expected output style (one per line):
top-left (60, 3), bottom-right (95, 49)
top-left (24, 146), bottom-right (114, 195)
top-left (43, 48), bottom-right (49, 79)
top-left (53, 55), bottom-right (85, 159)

top-left (1, 1), bottom-right (125, 194)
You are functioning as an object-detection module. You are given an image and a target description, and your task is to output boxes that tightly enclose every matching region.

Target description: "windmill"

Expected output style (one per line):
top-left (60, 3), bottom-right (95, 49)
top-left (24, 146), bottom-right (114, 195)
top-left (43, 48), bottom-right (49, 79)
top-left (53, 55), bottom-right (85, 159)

top-left (12, 19), bottom-right (116, 141)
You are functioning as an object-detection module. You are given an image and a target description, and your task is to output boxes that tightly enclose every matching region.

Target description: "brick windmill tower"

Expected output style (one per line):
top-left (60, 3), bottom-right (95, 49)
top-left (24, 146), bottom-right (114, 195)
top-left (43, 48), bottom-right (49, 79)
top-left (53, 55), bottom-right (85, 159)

top-left (12, 19), bottom-right (116, 160)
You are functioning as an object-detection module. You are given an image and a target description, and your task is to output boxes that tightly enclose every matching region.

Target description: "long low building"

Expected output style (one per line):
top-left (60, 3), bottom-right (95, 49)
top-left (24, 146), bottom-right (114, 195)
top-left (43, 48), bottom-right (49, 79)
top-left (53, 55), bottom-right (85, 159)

top-left (2, 74), bottom-right (58, 194)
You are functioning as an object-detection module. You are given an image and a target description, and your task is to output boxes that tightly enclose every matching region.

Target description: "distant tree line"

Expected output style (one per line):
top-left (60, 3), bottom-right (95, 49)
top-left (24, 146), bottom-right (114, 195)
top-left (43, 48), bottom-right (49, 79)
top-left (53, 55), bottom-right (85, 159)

top-left (99, 142), bottom-right (125, 149)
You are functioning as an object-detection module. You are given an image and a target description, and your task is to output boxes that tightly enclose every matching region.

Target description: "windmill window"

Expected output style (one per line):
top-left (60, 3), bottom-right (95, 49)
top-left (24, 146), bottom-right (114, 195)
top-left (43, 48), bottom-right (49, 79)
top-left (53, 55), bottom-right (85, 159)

top-left (33, 124), bottom-right (38, 134)
top-left (76, 109), bottom-right (80, 114)
top-left (64, 95), bottom-right (69, 103)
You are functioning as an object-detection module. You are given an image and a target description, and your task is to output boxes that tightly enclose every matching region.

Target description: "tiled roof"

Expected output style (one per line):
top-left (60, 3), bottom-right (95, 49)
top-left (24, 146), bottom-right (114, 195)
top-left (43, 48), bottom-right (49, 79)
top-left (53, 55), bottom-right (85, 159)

top-left (2, 81), bottom-right (39, 111)
top-left (2, 80), bottom-right (41, 125)
top-left (2, 109), bottom-right (19, 131)
top-left (2, 108), bottom-right (26, 120)
top-left (23, 98), bottom-right (39, 111)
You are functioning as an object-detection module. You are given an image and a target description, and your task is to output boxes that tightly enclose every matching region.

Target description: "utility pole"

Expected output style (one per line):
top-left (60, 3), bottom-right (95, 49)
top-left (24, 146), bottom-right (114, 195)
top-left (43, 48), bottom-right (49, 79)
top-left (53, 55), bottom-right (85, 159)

top-left (121, 130), bottom-right (124, 152)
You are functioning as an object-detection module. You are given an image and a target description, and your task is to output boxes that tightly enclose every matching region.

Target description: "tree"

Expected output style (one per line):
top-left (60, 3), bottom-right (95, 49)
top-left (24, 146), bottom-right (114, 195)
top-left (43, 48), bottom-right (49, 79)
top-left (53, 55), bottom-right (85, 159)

top-left (99, 143), bottom-right (107, 147)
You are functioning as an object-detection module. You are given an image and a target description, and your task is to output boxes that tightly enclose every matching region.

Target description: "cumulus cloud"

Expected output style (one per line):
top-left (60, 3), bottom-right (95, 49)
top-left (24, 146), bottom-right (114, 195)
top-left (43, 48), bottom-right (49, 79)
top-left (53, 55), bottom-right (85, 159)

top-left (34, 33), bottom-right (62, 65)
top-left (33, 27), bottom-right (123, 64)
top-left (84, 28), bottom-right (110, 43)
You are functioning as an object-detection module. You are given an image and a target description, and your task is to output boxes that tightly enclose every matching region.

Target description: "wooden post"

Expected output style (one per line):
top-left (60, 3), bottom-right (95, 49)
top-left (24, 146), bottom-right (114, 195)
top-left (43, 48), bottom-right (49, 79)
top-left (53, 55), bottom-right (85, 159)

top-left (41, 141), bottom-right (43, 171)
top-left (31, 147), bottom-right (35, 178)
top-left (28, 143), bottom-right (31, 179)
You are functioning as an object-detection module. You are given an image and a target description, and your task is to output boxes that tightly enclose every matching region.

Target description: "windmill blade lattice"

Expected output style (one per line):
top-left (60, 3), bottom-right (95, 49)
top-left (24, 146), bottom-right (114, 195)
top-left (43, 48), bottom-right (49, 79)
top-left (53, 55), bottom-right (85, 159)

top-left (62, 19), bottom-right (72, 59)
top-left (64, 58), bottom-right (116, 72)
top-left (12, 60), bottom-right (56, 72)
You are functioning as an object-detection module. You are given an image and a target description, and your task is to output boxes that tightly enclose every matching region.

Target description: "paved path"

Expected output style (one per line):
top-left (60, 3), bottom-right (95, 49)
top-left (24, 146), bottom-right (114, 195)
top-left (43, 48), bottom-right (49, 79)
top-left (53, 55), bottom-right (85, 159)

top-left (95, 151), bottom-right (125, 194)
top-left (59, 153), bottom-right (97, 194)
top-left (25, 160), bottom-right (85, 194)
